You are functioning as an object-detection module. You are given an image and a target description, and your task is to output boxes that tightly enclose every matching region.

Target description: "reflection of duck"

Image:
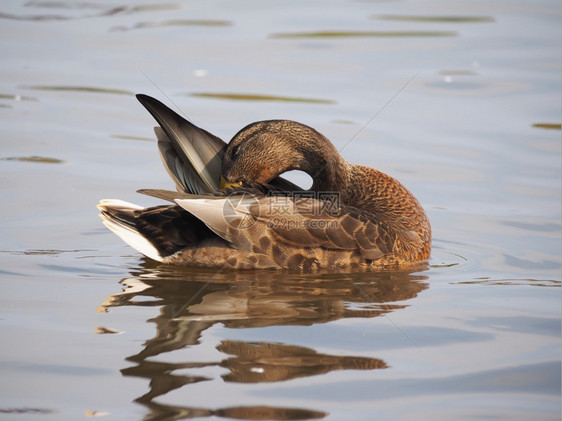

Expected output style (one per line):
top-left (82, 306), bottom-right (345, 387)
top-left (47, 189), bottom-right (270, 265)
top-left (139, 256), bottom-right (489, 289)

top-left (99, 267), bottom-right (428, 336)
top-left (98, 94), bottom-right (431, 270)
top-left (217, 341), bottom-right (387, 383)
top-left (101, 267), bottom-right (427, 363)
top-left (104, 267), bottom-right (426, 420)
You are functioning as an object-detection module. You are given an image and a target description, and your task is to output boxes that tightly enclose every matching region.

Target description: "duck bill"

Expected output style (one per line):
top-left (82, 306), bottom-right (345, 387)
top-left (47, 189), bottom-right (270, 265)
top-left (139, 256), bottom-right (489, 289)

top-left (220, 175), bottom-right (243, 191)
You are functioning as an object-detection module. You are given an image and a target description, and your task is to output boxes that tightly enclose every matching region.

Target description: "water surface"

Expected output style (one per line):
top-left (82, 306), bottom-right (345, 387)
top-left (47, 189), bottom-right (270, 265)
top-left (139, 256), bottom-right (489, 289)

top-left (0, 0), bottom-right (560, 420)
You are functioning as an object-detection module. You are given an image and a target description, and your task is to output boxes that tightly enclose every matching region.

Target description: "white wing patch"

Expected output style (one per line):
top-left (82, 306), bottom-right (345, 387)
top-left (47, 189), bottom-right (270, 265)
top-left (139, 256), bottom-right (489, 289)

top-left (175, 196), bottom-right (256, 240)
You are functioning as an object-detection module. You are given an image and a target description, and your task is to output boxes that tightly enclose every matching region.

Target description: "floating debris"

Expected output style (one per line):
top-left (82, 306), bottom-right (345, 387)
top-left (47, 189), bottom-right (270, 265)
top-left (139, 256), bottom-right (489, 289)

top-left (190, 92), bottom-right (335, 104)
top-left (271, 30), bottom-right (457, 38)
top-left (532, 123), bottom-right (561, 130)
top-left (111, 19), bottom-right (232, 31)
top-left (0, 407), bottom-right (55, 414)
top-left (375, 15), bottom-right (495, 23)
top-left (1, 156), bottom-right (65, 164)
top-left (21, 85), bottom-right (133, 95)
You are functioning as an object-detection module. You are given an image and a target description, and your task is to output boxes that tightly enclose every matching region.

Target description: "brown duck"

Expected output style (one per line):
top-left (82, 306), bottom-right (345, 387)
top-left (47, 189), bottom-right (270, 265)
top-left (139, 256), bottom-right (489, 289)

top-left (98, 94), bottom-right (431, 271)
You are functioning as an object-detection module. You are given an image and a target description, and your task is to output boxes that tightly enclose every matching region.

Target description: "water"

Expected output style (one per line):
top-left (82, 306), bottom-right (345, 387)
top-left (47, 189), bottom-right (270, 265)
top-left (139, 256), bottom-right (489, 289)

top-left (0, 0), bottom-right (560, 420)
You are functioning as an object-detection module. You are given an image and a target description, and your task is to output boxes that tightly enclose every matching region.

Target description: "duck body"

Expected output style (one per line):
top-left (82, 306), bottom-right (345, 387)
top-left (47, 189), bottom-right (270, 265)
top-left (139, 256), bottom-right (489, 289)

top-left (98, 94), bottom-right (431, 271)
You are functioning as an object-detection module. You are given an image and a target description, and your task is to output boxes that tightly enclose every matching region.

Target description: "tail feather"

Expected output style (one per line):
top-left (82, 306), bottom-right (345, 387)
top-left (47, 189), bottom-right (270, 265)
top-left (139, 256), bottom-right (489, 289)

top-left (97, 199), bottom-right (219, 262)
top-left (97, 200), bottom-right (165, 262)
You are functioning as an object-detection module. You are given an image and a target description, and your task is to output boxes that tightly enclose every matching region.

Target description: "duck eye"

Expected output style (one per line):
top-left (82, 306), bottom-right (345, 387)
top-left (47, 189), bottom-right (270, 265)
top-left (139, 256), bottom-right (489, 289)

top-left (230, 144), bottom-right (240, 158)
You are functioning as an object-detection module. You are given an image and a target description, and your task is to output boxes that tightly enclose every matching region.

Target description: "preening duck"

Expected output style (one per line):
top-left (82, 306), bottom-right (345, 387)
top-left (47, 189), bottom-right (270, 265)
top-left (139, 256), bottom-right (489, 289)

top-left (97, 94), bottom-right (431, 271)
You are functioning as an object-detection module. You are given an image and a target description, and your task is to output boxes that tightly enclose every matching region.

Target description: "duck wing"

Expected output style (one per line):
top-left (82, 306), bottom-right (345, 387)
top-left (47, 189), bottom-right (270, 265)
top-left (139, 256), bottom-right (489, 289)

top-left (250, 197), bottom-right (392, 260)
top-left (137, 94), bottom-right (303, 194)
top-left (137, 94), bottom-right (225, 194)
top-left (175, 194), bottom-right (392, 261)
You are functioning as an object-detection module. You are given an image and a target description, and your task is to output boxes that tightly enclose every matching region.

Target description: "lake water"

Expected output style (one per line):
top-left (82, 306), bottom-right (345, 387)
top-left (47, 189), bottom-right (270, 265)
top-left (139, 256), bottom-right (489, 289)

top-left (0, 0), bottom-right (560, 420)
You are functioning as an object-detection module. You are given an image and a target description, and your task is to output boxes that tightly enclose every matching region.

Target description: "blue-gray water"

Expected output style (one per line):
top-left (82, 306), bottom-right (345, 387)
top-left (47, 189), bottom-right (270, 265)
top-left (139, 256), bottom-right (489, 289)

top-left (0, 1), bottom-right (560, 420)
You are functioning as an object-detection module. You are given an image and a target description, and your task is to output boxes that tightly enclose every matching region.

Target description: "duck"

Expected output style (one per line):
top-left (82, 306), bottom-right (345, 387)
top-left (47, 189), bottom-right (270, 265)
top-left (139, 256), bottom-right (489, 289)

top-left (97, 94), bottom-right (431, 271)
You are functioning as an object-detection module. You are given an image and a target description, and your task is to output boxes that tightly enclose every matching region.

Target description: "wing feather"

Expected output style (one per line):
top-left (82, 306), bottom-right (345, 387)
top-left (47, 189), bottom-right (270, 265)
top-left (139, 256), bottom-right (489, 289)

top-left (137, 94), bottom-right (225, 194)
top-left (169, 192), bottom-right (396, 262)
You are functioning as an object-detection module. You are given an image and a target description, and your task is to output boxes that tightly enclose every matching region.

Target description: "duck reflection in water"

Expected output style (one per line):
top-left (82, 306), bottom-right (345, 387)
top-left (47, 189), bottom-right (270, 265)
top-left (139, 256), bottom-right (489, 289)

top-left (98, 263), bottom-right (428, 420)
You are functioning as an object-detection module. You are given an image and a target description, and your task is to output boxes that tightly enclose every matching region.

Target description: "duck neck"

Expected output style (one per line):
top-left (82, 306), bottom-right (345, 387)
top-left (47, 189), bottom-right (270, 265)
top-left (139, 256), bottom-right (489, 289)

top-left (295, 138), bottom-right (350, 195)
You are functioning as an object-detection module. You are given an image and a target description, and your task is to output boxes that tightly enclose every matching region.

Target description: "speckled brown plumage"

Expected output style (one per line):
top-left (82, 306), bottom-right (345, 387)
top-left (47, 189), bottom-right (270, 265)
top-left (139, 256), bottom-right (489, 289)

top-left (98, 94), bottom-right (431, 271)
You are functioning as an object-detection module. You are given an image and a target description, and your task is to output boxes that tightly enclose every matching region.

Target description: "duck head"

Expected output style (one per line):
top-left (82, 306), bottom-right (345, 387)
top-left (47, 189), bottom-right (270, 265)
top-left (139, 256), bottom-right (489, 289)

top-left (220, 120), bottom-right (349, 192)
